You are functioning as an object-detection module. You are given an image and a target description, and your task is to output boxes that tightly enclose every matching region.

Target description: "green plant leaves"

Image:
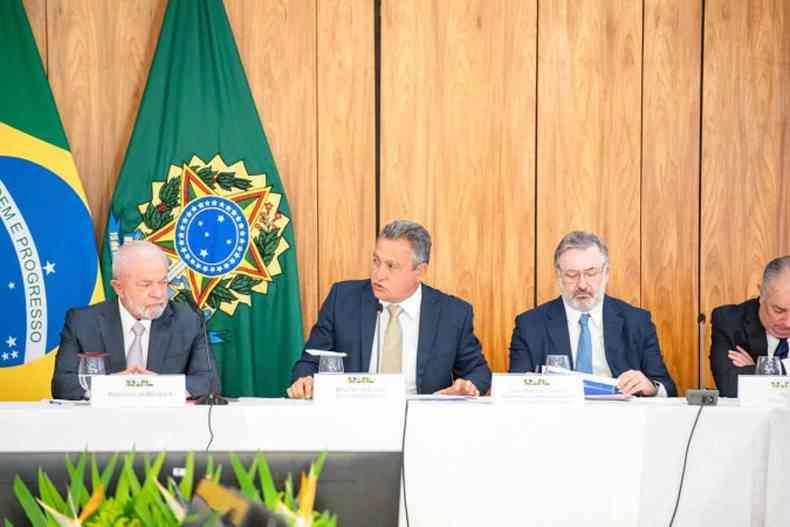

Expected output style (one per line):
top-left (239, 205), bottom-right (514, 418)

top-left (6, 451), bottom-right (336, 527)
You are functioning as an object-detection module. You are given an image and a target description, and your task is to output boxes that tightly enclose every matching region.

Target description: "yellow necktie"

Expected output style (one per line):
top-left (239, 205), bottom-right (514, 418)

top-left (380, 304), bottom-right (402, 373)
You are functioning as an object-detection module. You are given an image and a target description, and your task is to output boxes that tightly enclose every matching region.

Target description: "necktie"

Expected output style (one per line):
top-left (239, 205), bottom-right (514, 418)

top-left (776, 338), bottom-right (788, 360)
top-left (380, 304), bottom-right (402, 373)
top-left (576, 313), bottom-right (593, 373)
top-left (127, 322), bottom-right (146, 369)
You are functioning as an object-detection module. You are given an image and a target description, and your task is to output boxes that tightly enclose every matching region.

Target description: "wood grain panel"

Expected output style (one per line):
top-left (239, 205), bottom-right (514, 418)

top-left (536, 0), bottom-right (642, 306)
top-left (48, 0), bottom-right (166, 245)
top-left (317, 0), bottom-right (376, 301)
top-left (701, 0), bottom-right (790, 386)
top-left (226, 0), bottom-right (318, 338)
top-left (22, 0), bottom-right (47, 71)
top-left (381, 0), bottom-right (537, 373)
top-left (642, 0), bottom-right (702, 394)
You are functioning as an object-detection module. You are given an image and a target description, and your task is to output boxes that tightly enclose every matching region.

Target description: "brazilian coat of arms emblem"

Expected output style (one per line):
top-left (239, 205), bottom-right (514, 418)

top-left (110, 154), bottom-right (292, 323)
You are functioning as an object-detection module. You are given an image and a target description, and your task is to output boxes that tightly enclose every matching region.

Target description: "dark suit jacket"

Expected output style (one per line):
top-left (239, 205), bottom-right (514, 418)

top-left (508, 296), bottom-right (677, 396)
top-left (52, 298), bottom-right (218, 399)
top-left (291, 280), bottom-right (492, 394)
top-left (710, 298), bottom-right (768, 398)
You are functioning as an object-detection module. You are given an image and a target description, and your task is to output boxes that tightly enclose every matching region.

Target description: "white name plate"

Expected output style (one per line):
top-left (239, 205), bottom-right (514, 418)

top-left (313, 373), bottom-right (405, 405)
top-left (91, 375), bottom-right (186, 408)
top-left (738, 375), bottom-right (790, 408)
top-left (492, 373), bottom-right (584, 406)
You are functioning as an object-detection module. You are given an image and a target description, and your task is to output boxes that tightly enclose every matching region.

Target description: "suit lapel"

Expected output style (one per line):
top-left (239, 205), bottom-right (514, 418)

top-left (416, 284), bottom-right (440, 392)
top-left (359, 282), bottom-right (378, 372)
top-left (602, 296), bottom-right (626, 375)
top-left (745, 301), bottom-right (768, 357)
top-left (99, 299), bottom-right (127, 373)
top-left (545, 298), bottom-right (573, 368)
top-left (147, 303), bottom-right (174, 372)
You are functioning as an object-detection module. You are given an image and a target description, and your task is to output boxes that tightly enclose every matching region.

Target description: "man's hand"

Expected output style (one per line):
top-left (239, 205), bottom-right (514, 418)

top-left (728, 345), bottom-right (755, 367)
top-left (116, 365), bottom-right (156, 375)
top-left (287, 376), bottom-right (314, 399)
top-left (433, 378), bottom-right (480, 397)
top-left (616, 370), bottom-right (657, 396)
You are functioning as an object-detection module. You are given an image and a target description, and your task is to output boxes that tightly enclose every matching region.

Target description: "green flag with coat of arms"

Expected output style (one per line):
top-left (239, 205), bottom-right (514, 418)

top-left (101, 0), bottom-right (303, 397)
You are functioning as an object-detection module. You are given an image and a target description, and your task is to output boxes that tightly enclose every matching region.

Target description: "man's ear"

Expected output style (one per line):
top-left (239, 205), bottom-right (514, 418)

top-left (110, 279), bottom-right (122, 298)
top-left (415, 262), bottom-right (428, 279)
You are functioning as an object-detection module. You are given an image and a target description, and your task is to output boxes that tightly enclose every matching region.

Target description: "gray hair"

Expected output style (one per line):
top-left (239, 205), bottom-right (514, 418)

top-left (379, 219), bottom-right (432, 267)
top-left (760, 256), bottom-right (790, 296)
top-left (112, 240), bottom-right (169, 280)
top-left (553, 231), bottom-right (609, 270)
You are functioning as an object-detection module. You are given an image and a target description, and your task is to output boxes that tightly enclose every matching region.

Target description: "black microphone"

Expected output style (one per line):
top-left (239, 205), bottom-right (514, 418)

top-left (375, 302), bottom-right (383, 373)
top-left (181, 294), bottom-right (228, 406)
top-left (697, 313), bottom-right (706, 389)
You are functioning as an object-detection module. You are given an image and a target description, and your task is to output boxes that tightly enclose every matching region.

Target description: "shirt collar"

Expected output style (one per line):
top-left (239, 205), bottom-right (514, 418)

top-left (381, 283), bottom-right (422, 320)
top-left (118, 300), bottom-right (152, 335)
top-left (562, 296), bottom-right (604, 328)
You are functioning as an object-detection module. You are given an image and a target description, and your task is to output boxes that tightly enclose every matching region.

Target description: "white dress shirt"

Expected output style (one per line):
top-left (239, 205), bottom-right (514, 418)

top-left (118, 302), bottom-right (152, 368)
top-left (369, 284), bottom-right (422, 394)
top-left (766, 333), bottom-right (790, 374)
top-left (562, 298), bottom-right (667, 396)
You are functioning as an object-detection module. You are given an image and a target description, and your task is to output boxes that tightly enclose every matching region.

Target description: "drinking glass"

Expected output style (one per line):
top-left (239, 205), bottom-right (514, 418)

top-left (544, 354), bottom-right (571, 372)
top-left (318, 355), bottom-right (344, 374)
top-left (78, 353), bottom-right (107, 399)
top-left (755, 356), bottom-right (782, 375)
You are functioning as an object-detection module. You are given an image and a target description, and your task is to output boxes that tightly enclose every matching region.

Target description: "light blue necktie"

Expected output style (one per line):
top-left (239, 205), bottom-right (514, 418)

top-left (576, 313), bottom-right (593, 373)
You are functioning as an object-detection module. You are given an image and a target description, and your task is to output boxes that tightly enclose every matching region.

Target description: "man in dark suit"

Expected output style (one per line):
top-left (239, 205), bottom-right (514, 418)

top-left (509, 231), bottom-right (677, 396)
top-left (288, 220), bottom-right (491, 399)
top-left (710, 256), bottom-right (790, 397)
top-left (52, 240), bottom-right (217, 400)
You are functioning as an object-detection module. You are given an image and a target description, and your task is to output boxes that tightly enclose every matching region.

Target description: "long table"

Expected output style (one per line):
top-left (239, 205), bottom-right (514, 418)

top-left (1, 398), bottom-right (788, 526)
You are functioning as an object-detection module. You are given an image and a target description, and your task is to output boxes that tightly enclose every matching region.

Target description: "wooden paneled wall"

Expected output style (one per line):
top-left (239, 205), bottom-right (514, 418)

top-left (381, 0), bottom-right (536, 373)
top-left (642, 0), bottom-right (702, 389)
top-left (701, 0), bottom-right (790, 385)
top-left (22, 0), bottom-right (790, 395)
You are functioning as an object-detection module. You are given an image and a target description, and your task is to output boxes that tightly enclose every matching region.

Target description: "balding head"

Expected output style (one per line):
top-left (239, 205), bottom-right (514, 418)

top-left (758, 256), bottom-right (790, 339)
top-left (112, 240), bottom-right (170, 281)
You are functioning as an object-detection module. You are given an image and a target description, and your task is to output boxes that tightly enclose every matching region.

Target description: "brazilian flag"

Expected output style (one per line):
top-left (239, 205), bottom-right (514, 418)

top-left (0, 0), bottom-right (104, 400)
top-left (102, 0), bottom-right (304, 397)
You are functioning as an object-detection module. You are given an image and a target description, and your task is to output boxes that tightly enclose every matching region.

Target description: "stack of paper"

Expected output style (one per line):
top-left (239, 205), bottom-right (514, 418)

top-left (542, 366), bottom-right (628, 399)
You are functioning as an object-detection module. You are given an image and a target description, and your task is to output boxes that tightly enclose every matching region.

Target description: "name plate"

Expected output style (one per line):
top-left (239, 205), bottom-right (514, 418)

top-left (313, 373), bottom-right (405, 405)
top-left (738, 375), bottom-right (790, 408)
top-left (492, 373), bottom-right (584, 405)
top-left (91, 375), bottom-right (186, 408)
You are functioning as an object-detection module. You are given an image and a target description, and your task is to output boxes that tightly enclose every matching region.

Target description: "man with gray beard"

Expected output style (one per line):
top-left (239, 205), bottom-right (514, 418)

top-left (508, 231), bottom-right (676, 396)
top-left (52, 240), bottom-right (218, 400)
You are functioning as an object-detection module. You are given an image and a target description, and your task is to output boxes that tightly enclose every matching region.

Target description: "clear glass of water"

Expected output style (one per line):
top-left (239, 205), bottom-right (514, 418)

top-left (755, 356), bottom-right (782, 375)
top-left (78, 353), bottom-right (107, 399)
top-left (318, 355), bottom-right (344, 374)
top-left (544, 354), bottom-right (571, 371)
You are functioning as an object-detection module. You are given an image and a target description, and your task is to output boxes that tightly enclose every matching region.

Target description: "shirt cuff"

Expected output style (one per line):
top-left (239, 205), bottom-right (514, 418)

top-left (653, 381), bottom-right (668, 398)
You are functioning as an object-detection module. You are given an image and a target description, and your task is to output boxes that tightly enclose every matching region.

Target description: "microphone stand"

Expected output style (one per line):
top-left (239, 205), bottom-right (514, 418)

top-left (184, 295), bottom-right (228, 405)
top-left (697, 313), bottom-right (706, 389)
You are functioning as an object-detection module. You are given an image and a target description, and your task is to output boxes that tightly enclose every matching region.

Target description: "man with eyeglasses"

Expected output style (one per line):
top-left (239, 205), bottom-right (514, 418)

top-left (508, 231), bottom-right (676, 396)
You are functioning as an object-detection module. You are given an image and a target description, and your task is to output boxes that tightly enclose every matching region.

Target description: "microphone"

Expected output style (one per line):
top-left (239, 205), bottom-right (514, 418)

top-left (375, 302), bottom-right (383, 373)
top-left (182, 294), bottom-right (228, 405)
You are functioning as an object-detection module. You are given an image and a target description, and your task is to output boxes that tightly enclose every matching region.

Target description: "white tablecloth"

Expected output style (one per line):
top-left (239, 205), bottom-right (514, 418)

top-left (1, 397), bottom-right (787, 526)
top-left (402, 398), bottom-right (789, 527)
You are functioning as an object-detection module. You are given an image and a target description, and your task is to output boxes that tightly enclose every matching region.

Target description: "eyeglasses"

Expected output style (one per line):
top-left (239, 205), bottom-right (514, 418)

top-left (558, 265), bottom-right (606, 283)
